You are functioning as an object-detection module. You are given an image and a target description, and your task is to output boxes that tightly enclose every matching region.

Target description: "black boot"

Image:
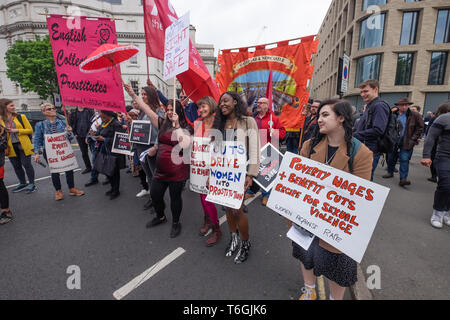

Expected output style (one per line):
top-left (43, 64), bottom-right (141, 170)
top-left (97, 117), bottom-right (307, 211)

top-left (234, 240), bottom-right (251, 264)
top-left (225, 231), bottom-right (240, 257)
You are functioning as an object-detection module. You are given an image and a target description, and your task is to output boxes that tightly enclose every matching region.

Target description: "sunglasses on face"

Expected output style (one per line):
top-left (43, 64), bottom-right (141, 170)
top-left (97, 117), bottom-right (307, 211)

top-left (45, 107), bottom-right (56, 111)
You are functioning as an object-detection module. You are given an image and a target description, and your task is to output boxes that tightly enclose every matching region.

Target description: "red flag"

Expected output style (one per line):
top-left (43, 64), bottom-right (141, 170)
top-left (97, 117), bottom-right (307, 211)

top-left (266, 70), bottom-right (273, 112)
top-left (143, 0), bottom-right (220, 102)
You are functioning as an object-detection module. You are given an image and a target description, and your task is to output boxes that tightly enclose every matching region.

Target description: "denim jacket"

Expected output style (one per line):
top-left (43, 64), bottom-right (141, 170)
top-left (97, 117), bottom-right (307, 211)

top-left (33, 119), bottom-right (74, 154)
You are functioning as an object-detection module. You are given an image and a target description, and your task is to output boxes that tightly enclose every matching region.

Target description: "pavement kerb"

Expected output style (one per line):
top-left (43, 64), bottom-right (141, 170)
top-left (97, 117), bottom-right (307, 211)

top-left (350, 264), bottom-right (373, 300)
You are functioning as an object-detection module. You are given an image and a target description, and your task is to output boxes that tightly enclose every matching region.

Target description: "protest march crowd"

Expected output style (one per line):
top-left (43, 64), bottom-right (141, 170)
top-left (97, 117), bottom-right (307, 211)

top-left (0, 77), bottom-right (449, 300)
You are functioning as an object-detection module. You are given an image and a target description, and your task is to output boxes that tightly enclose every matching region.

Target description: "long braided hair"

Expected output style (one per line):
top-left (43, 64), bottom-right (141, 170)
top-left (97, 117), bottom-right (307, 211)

top-left (308, 99), bottom-right (356, 170)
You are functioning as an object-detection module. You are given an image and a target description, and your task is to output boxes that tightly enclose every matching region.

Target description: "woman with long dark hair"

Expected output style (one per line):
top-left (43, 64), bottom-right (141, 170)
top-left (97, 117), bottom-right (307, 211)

top-left (133, 86), bottom-right (164, 210)
top-left (213, 91), bottom-right (260, 263)
top-left (125, 84), bottom-right (192, 238)
top-left (294, 99), bottom-right (373, 300)
top-left (0, 99), bottom-right (36, 193)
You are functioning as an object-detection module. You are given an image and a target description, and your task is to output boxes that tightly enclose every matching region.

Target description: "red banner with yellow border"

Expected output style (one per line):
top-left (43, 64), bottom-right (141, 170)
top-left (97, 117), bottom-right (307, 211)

top-left (216, 36), bottom-right (318, 131)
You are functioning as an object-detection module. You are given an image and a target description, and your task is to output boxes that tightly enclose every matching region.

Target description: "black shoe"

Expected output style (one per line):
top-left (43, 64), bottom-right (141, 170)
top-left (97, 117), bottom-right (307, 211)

top-left (382, 173), bottom-right (394, 179)
top-left (234, 240), bottom-right (251, 264)
top-left (243, 205), bottom-right (248, 213)
top-left (102, 179), bottom-right (110, 185)
top-left (81, 168), bottom-right (92, 174)
top-left (394, 168), bottom-right (399, 173)
top-left (105, 189), bottom-right (113, 196)
top-left (146, 216), bottom-right (167, 228)
top-left (143, 198), bottom-right (153, 210)
top-left (85, 179), bottom-right (98, 187)
top-left (110, 192), bottom-right (120, 200)
top-left (428, 177), bottom-right (438, 183)
top-left (170, 222), bottom-right (182, 238)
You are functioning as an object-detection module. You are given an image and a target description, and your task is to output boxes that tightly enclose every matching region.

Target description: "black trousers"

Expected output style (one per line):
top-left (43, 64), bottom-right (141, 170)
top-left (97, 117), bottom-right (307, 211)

top-left (76, 136), bottom-right (91, 170)
top-left (0, 179), bottom-right (9, 209)
top-left (433, 159), bottom-right (450, 212)
top-left (151, 179), bottom-right (185, 224)
top-left (109, 166), bottom-right (121, 194)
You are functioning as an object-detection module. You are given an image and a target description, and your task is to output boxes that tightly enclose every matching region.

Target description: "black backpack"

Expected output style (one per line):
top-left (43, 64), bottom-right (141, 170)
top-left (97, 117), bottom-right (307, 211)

top-left (16, 114), bottom-right (33, 144)
top-left (366, 102), bottom-right (402, 154)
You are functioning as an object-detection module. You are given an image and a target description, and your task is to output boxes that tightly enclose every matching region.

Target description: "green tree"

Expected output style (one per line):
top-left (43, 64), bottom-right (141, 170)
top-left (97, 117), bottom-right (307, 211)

top-left (5, 35), bottom-right (58, 100)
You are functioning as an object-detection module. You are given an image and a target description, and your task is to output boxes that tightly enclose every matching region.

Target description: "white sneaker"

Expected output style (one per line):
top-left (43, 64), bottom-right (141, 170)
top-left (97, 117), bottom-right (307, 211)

top-left (136, 189), bottom-right (150, 198)
top-left (430, 210), bottom-right (445, 229)
top-left (443, 211), bottom-right (450, 227)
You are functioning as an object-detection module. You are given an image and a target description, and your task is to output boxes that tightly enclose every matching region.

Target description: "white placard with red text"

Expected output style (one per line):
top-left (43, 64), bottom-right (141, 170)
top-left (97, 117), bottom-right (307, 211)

top-left (163, 12), bottom-right (190, 80)
top-left (266, 152), bottom-right (390, 263)
top-left (206, 141), bottom-right (247, 209)
top-left (44, 132), bottom-right (79, 174)
top-left (190, 137), bottom-right (211, 194)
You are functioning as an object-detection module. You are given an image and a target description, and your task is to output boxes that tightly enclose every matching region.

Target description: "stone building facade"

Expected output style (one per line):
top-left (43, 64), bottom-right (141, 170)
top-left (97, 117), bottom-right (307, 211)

top-left (310, 0), bottom-right (450, 114)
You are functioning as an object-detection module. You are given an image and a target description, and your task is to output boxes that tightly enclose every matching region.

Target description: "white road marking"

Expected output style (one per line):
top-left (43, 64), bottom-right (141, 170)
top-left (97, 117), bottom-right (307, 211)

top-left (6, 169), bottom-right (82, 189)
top-left (113, 247), bottom-right (186, 300)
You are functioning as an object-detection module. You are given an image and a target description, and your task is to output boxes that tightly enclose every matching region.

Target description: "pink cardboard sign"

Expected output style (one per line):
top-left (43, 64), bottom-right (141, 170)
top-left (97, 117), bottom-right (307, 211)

top-left (47, 15), bottom-right (125, 113)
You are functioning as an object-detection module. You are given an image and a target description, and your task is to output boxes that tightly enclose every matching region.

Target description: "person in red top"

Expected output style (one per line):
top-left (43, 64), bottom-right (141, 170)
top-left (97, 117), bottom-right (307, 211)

top-left (246, 97), bottom-right (286, 205)
top-left (193, 96), bottom-right (222, 246)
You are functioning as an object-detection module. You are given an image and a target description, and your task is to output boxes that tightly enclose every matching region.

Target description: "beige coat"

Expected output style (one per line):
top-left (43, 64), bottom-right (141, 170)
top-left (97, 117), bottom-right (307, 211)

top-left (300, 137), bottom-right (373, 254)
top-left (233, 116), bottom-right (261, 177)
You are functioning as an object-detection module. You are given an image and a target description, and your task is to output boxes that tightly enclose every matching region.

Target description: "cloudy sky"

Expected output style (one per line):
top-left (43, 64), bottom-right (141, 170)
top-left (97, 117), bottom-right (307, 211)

top-left (170, 0), bottom-right (332, 54)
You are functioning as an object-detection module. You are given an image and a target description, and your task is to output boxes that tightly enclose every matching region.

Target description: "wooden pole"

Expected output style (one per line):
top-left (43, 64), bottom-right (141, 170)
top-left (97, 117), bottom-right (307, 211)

top-left (172, 77), bottom-right (177, 127)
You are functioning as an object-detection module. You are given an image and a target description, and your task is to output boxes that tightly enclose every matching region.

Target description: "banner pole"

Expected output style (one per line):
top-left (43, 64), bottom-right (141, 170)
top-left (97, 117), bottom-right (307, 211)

top-left (173, 77), bottom-right (177, 127)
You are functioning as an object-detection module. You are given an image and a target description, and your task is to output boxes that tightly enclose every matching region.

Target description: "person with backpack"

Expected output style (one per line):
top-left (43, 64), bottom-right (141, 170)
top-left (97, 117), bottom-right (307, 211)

top-left (295, 99), bottom-right (373, 300)
top-left (383, 98), bottom-right (424, 186)
top-left (0, 123), bottom-right (12, 225)
top-left (354, 79), bottom-right (392, 181)
top-left (0, 99), bottom-right (36, 193)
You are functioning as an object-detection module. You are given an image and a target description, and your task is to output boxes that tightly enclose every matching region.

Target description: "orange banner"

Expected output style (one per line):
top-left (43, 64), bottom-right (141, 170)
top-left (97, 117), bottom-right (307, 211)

top-left (216, 36), bottom-right (318, 131)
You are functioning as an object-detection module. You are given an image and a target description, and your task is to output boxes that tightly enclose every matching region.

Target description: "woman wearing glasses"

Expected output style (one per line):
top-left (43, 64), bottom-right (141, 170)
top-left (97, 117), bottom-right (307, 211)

top-left (33, 103), bottom-right (84, 201)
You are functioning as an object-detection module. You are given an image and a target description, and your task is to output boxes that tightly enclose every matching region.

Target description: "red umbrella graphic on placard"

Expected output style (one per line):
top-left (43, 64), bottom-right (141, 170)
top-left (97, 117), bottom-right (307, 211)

top-left (79, 43), bottom-right (139, 83)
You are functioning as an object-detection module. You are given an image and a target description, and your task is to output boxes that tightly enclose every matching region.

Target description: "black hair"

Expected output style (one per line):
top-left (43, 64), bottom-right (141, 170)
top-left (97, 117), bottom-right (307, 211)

top-left (214, 91), bottom-right (248, 133)
top-left (309, 99), bottom-right (356, 170)
top-left (161, 99), bottom-right (190, 132)
top-left (141, 86), bottom-right (160, 112)
top-left (100, 110), bottom-right (117, 119)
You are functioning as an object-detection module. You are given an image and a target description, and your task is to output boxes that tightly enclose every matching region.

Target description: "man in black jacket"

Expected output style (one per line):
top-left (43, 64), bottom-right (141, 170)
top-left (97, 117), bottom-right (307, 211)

top-left (354, 79), bottom-right (390, 181)
top-left (69, 107), bottom-right (94, 174)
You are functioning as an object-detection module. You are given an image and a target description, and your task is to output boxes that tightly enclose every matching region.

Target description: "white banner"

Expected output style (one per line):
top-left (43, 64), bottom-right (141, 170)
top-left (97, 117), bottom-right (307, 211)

top-left (44, 132), bottom-right (79, 174)
top-left (267, 152), bottom-right (390, 263)
top-left (206, 141), bottom-right (247, 209)
top-left (163, 12), bottom-right (190, 80)
top-left (190, 137), bottom-right (211, 194)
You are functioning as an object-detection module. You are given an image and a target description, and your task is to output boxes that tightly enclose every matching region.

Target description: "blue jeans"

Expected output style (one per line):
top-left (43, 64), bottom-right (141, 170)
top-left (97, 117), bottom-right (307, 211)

top-left (387, 144), bottom-right (414, 180)
top-left (286, 135), bottom-right (300, 154)
top-left (247, 187), bottom-right (271, 198)
top-left (89, 140), bottom-right (99, 181)
top-left (371, 153), bottom-right (382, 181)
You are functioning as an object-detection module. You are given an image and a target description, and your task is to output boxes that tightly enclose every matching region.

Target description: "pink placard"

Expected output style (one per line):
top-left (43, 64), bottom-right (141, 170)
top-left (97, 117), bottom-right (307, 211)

top-left (47, 15), bottom-right (125, 113)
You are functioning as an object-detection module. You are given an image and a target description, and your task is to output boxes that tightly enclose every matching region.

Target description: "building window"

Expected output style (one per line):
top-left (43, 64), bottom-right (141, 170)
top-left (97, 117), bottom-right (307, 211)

top-left (130, 80), bottom-right (139, 94)
top-left (428, 52), bottom-right (448, 85)
top-left (400, 12), bottom-right (419, 45)
top-left (434, 10), bottom-right (450, 44)
top-left (395, 53), bottom-right (414, 85)
top-left (355, 54), bottom-right (382, 87)
top-left (359, 13), bottom-right (385, 50)
top-left (362, 0), bottom-right (386, 11)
